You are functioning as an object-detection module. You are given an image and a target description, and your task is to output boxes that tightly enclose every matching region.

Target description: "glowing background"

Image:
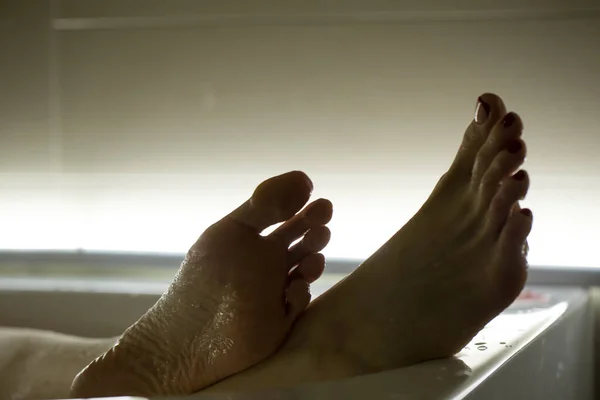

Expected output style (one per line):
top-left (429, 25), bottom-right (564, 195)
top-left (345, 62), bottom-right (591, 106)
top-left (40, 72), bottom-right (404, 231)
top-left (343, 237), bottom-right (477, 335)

top-left (1, 2), bottom-right (599, 267)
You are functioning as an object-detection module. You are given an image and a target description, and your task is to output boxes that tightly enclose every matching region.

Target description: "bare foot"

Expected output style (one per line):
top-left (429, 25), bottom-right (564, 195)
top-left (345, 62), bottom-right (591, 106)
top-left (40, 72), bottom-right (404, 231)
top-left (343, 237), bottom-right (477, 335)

top-left (71, 171), bottom-right (333, 397)
top-left (207, 93), bottom-right (533, 391)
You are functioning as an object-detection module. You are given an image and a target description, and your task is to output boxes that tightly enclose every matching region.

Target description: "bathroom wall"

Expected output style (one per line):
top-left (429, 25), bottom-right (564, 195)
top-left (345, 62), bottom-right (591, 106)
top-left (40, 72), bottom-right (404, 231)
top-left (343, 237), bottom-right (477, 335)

top-left (0, 1), bottom-right (54, 171)
top-left (1, 0), bottom-right (599, 266)
top-left (0, 287), bottom-right (158, 337)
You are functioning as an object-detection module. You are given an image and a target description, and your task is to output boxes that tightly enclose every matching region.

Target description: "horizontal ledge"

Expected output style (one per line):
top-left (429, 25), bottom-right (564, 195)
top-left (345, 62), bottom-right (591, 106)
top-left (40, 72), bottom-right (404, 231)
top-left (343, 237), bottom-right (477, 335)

top-left (526, 267), bottom-right (600, 287)
top-left (0, 250), bottom-right (361, 275)
top-left (1, 251), bottom-right (600, 286)
top-left (53, 8), bottom-right (600, 31)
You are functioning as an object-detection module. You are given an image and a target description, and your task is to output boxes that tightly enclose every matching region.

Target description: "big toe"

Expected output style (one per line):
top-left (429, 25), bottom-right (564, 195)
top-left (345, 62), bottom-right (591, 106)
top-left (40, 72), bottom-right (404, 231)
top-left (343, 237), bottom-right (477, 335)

top-left (228, 171), bottom-right (314, 232)
top-left (448, 93), bottom-right (507, 178)
top-left (269, 198), bottom-right (333, 246)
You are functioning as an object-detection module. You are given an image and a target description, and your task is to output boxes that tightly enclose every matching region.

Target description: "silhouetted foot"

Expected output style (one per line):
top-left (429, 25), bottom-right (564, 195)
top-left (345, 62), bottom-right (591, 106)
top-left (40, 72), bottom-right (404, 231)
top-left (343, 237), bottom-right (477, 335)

top-left (71, 171), bottom-right (333, 397)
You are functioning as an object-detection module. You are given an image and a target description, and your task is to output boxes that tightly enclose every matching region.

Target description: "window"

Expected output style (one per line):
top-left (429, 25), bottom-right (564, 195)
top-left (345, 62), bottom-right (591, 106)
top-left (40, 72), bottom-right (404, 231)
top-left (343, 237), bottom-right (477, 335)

top-left (1, 1), bottom-right (599, 274)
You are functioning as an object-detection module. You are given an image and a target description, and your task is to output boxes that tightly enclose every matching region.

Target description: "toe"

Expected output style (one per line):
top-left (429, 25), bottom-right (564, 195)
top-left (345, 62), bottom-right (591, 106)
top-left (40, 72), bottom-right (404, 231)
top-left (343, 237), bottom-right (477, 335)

top-left (449, 93), bottom-right (507, 177)
top-left (478, 141), bottom-right (527, 207)
top-left (512, 202), bottom-right (530, 257)
top-left (495, 207), bottom-right (533, 300)
top-left (485, 170), bottom-right (530, 233)
top-left (269, 198), bottom-right (333, 246)
top-left (285, 279), bottom-right (311, 319)
top-left (287, 226), bottom-right (331, 267)
top-left (472, 112), bottom-right (524, 185)
top-left (228, 171), bottom-right (313, 233)
top-left (289, 253), bottom-right (326, 283)
top-left (498, 207), bottom-right (533, 249)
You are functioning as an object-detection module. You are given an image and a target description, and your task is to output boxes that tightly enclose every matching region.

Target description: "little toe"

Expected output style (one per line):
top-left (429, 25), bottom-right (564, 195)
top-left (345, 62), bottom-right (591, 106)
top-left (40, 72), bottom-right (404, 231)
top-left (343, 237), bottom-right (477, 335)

top-left (511, 202), bottom-right (530, 257)
top-left (494, 208), bottom-right (533, 299)
top-left (289, 253), bottom-right (326, 284)
top-left (285, 279), bottom-right (311, 319)
top-left (449, 93), bottom-right (507, 177)
top-left (287, 226), bottom-right (331, 267)
top-left (478, 141), bottom-right (527, 206)
top-left (269, 198), bottom-right (333, 246)
top-left (486, 170), bottom-right (530, 234)
top-left (228, 171), bottom-right (313, 233)
top-left (472, 112), bottom-right (524, 184)
top-left (499, 207), bottom-right (533, 250)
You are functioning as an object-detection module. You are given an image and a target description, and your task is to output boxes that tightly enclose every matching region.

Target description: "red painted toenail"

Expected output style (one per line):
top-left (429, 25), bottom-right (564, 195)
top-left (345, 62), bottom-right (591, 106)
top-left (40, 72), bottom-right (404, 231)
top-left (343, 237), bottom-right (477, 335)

top-left (475, 97), bottom-right (491, 124)
top-left (502, 112), bottom-right (516, 128)
top-left (513, 170), bottom-right (526, 181)
top-left (507, 140), bottom-right (522, 153)
top-left (520, 208), bottom-right (532, 217)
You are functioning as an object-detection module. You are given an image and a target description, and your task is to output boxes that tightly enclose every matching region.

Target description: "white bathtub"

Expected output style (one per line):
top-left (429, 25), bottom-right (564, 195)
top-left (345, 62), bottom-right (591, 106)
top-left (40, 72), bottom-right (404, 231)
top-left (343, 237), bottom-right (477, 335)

top-left (0, 259), bottom-right (595, 400)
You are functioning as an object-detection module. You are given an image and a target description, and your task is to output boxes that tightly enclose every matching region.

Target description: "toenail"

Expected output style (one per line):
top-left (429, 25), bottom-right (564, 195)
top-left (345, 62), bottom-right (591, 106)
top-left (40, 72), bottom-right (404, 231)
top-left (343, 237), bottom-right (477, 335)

top-left (520, 208), bottom-right (532, 217)
top-left (502, 112), bottom-right (516, 128)
top-left (513, 170), bottom-right (526, 181)
top-left (475, 97), bottom-right (490, 124)
top-left (507, 140), bottom-right (522, 153)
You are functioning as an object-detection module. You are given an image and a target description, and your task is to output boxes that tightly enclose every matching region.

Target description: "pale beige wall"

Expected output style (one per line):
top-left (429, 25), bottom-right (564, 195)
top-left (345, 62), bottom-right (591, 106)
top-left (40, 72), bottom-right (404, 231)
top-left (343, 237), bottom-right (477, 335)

top-left (1, 1), bottom-right (599, 265)
top-left (0, 1), bottom-right (55, 172)
top-left (0, 289), bottom-right (157, 336)
top-left (54, 0), bottom-right (600, 17)
top-left (54, 19), bottom-right (599, 177)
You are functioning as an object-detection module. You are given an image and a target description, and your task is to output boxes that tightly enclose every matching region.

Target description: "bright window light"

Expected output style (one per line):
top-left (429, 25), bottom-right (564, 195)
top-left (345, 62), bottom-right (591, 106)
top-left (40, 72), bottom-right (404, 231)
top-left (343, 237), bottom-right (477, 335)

top-left (0, 173), bottom-right (596, 268)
